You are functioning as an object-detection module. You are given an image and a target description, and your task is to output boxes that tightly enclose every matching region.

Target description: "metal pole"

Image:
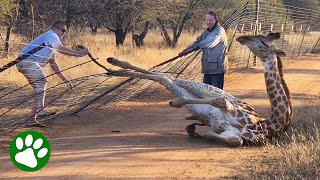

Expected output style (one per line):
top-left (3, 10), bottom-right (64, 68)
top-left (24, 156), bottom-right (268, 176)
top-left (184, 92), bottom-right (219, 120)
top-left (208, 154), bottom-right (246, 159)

top-left (254, 0), bottom-right (259, 36)
top-left (297, 12), bottom-right (312, 56)
top-left (253, 0), bottom-right (259, 66)
top-left (248, 0), bottom-right (259, 67)
top-left (311, 36), bottom-right (320, 54)
top-left (281, 7), bottom-right (289, 50)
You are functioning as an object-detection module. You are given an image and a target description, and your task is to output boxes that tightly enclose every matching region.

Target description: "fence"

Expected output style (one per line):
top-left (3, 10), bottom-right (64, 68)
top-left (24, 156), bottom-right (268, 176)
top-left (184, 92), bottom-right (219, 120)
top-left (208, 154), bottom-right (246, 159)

top-left (0, 0), bottom-right (319, 130)
top-left (224, 0), bottom-right (320, 69)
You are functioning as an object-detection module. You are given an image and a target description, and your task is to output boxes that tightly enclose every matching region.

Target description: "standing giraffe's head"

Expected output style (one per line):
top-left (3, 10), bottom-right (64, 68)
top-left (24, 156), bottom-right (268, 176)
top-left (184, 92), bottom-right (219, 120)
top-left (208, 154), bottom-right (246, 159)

top-left (236, 32), bottom-right (286, 60)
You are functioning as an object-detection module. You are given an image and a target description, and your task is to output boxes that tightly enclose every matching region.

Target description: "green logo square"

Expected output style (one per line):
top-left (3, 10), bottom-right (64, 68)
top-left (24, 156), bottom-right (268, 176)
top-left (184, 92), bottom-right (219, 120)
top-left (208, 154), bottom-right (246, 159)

top-left (10, 130), bottom-right (51, 172)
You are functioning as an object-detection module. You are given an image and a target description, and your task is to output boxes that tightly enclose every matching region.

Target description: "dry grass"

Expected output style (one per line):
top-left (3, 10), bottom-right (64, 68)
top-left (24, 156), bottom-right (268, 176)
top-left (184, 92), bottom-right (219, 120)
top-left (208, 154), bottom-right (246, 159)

top-left (241, 97), bottom-right (320, 179)
top-left (1, 29), bottom-right (320, 178)
top-left (2, 30), bottom-right (316, 86)
top-left (0, 30), bottom-right (201, 86)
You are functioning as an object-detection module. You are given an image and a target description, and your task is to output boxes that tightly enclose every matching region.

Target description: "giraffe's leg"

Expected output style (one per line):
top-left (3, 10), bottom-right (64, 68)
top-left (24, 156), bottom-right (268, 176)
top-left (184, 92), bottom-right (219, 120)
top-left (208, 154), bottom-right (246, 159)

top-left (109, 60), bottom-right (231, 101)
top-left (174, 79), bottom-right (238, 100)
top-left (109, 69), bottom-right (163, 82)
top-left (107, 57), bottom-right (176, 81)
top-left (107, 58), bottom-right (153, 74)
top-left (185, 123), bottom-right (206, 138)
top-left (206, 130), bottom-right (243, 147)
top-left (169, 97), bottom-right (235, 111)
top-left (107, 67), bottom-right (196, 99)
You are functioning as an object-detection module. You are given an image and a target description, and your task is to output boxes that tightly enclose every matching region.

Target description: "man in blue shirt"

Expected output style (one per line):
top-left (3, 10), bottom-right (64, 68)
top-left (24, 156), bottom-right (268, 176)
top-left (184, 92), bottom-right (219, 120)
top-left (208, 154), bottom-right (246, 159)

top-left (17, 20), bottom-right (89, 118)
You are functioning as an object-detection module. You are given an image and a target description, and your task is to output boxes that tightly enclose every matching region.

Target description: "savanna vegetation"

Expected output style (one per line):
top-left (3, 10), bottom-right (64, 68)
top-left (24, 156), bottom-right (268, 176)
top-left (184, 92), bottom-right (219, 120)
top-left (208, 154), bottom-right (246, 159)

top-left (241, 97), bottom-right (320, 179)
top-left (0, 0), bottom-right (319, 50)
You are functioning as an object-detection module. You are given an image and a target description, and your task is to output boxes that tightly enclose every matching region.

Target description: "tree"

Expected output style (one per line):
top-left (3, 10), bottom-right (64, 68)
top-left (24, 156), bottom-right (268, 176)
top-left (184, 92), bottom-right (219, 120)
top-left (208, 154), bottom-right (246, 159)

top-left (153, 0), bottom-right (246, 48)
top-left (0, 0), bottom-right (18, 55)
top-left (132, 21), bottom-right (150, 47)
top-left (1, 0), bottom-right (92, 53)
top-left (9, 0), bottom-right (91, 39)
top-left (154, 0), bottom-right (199, 47)
top-left (0, 0), bottom-right (15, 22)
top-left (88, 0), bottom-right (148, 47)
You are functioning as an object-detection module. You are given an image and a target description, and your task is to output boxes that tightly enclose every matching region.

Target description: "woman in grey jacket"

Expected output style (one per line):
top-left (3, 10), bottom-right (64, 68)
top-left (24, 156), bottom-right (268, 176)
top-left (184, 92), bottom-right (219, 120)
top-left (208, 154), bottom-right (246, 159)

top-left (179, 11), bottom-right (228, 89)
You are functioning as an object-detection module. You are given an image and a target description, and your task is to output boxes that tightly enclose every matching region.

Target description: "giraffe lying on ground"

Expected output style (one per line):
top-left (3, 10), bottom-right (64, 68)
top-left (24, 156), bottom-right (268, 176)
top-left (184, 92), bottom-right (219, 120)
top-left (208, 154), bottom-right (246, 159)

top-left (106, 32), bottom-right (292, 147)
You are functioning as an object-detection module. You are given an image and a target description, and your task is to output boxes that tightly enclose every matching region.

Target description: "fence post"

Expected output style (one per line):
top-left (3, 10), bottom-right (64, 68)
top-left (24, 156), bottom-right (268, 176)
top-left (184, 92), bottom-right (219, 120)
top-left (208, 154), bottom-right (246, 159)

top-left (253, 0), bottom-right (259, 66)
top-left (247, 0), bottom-right (260, 68)
top-left (297, 12), bottom-right (312, 56)
top-left (253, 0), bottom-right (259, 35)
top-left (281, 7), bottom-right (289, 50)
top-left (311, 36), bottom-right (320, 54)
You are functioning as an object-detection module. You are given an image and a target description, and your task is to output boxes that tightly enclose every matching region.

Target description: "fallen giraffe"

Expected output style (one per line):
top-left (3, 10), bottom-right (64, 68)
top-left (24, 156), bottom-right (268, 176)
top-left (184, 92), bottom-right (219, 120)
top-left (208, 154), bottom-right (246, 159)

top-left (106, 32), bottom-right (292, 147)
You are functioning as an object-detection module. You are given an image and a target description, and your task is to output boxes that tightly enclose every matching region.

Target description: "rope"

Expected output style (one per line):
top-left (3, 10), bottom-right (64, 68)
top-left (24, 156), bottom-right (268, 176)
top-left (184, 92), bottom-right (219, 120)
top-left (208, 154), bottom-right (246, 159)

top-left (0, 43), bottom-right (46, 73)
top-left (72, 53), bottom-right (187, 114)
top-left (0, 59), bottom-right (95, 100)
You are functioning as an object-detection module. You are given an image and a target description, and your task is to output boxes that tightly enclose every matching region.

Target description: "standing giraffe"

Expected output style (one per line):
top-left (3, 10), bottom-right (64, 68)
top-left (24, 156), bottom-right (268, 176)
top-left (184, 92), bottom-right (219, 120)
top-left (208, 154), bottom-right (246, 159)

top-left (106, 32), bottom-right (292, 147)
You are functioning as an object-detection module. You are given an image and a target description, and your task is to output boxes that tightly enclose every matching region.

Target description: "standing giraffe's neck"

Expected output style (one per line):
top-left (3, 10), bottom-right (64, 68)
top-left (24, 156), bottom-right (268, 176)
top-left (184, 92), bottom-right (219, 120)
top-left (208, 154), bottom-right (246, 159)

top-left (261, 54), bottom-right (292, 137)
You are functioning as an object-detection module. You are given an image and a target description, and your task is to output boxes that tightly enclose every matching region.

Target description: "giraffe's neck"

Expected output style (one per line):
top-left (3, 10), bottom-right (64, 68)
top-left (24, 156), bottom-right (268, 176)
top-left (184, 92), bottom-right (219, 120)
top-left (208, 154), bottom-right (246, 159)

top-left (261, 55), bottom-right (292, 137)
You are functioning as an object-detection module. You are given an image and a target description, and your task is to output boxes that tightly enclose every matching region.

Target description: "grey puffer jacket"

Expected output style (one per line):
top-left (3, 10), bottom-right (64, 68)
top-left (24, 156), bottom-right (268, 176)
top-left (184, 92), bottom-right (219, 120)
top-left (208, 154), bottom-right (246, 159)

top-left (183, 23), bottom-right (228, 74)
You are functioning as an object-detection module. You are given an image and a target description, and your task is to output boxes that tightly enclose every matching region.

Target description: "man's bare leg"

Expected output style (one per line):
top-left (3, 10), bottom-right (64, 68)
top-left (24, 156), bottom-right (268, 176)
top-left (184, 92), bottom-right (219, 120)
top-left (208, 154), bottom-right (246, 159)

top-left (31, 82), bottom-right (47, 117)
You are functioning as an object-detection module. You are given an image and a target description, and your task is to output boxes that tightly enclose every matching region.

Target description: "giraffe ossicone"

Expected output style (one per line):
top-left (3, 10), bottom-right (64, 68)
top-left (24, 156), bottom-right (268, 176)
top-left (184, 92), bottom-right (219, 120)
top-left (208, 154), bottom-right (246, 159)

top-left (106, 32), bottom-right (292, 147)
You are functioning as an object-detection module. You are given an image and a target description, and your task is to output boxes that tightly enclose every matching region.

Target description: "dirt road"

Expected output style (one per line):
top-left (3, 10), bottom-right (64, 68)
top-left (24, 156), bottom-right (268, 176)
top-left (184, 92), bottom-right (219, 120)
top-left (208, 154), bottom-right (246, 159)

top-left (0, 55), bottom-right (319, 179)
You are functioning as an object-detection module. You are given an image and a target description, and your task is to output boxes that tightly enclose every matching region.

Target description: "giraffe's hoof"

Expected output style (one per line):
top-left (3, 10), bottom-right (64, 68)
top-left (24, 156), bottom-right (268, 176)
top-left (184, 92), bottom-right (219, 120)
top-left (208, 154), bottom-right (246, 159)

top-left (186, 124), bottom-right (203, 138)
top-left (225, 137), bottom-right (243, 147)
top-left (169, 101), bottom-right (181, 108)
top-left (169, 99), bottom-right (182, 108)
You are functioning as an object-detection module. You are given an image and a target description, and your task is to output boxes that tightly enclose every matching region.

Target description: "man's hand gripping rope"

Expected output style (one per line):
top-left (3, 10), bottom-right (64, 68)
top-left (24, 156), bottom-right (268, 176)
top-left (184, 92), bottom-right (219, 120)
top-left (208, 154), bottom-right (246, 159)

top-left (76, 45), bottom-right (110, 72)
top-left (76, 45), bottom-right (136, 75)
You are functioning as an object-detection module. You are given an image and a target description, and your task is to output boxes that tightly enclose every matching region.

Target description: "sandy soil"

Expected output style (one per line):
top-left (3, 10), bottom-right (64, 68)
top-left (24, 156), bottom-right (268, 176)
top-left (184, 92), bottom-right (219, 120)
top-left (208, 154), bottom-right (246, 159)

top-left (0, 55), bottom-right (319, 179)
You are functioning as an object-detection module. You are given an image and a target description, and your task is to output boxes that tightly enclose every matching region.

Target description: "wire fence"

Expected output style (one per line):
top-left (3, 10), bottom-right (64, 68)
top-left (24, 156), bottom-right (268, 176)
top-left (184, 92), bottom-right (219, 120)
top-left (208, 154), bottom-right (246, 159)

top-left (0, 0), bottom-right (319, 131)
top-left (225, 0), bottom-right (320, 68)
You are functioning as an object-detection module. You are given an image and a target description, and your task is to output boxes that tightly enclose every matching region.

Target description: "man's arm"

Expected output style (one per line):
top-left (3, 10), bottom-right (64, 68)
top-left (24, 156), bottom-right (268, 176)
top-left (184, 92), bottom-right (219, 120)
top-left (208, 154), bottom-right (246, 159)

top-left (49, 58), bottom-right (70, 84)
top-left (178, 34), bottom-right (203, 56)
top-left (51, 43), bottom-right (88, 57)
top-left (185, 36), bottom-right (202, 51)
top-left (196, 27), bottom-right (226, 49)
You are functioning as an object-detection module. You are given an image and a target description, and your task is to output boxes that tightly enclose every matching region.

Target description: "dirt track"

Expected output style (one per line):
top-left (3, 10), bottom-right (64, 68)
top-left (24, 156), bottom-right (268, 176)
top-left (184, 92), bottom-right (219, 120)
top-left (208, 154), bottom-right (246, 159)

top-left (0, 55), bottom-right (319, 179)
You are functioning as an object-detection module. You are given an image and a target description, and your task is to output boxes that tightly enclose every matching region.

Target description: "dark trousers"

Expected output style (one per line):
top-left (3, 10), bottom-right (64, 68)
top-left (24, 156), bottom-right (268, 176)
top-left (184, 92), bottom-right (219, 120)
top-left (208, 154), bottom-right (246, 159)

top-left (203, 73), bottom-right (225, 90)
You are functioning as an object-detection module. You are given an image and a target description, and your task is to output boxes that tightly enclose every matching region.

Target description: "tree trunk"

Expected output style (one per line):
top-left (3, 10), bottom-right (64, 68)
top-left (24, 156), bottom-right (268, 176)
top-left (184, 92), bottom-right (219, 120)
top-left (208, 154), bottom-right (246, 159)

top-left (132, 21), bottom-right (150, 47)
top-left (156, 0), bottom-right (196, 48)
top-left (4, 25), bottom-right (13, 55)
top-left (156, 18), bottom-right (173, 47)
top-left (90, 22), bottom-right (98, 35)
top-left (172, 1), bottom-right (197, 47)
top-left (115, 28), bottom-right (126, 47)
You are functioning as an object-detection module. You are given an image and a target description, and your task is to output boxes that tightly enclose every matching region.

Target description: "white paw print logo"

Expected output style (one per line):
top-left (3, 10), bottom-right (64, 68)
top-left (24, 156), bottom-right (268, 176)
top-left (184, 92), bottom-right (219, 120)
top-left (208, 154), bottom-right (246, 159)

top-left (10, 131), bottom-right (51, 172)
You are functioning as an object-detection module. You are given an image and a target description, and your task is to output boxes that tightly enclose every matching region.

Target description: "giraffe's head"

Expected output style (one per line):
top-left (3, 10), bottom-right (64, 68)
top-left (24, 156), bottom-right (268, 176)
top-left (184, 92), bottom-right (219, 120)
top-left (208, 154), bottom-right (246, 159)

top-left (236, 32), bottom-right (286, 60)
